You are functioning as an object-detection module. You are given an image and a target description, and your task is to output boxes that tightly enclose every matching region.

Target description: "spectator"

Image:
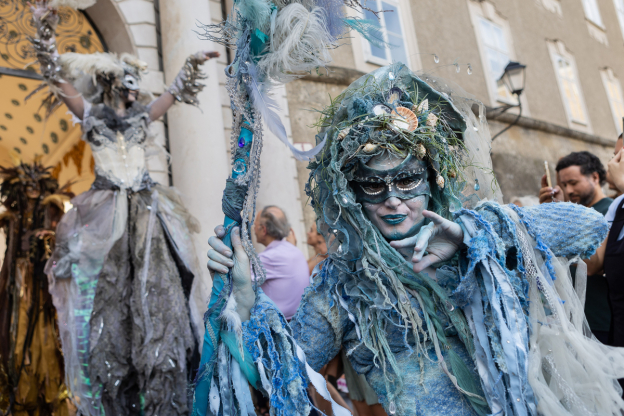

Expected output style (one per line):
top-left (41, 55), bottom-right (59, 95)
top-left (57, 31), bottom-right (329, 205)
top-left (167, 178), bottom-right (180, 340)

top-left (607, 133), bottom-right (624, 198)
top-left (306, 223), bottom-right (328, 274)
top-left (538, 151), bottom-right (613, 343)
top-left (604, 135), bottom-right (624, 346)
top-left (588, 132), bottom-right (624, 334)
top-left (539, 151), bottom-right (612, 209)
top-left (253, 206), bottom-right (310, 321)
top-left (586, 130), bottom-right (624, 391)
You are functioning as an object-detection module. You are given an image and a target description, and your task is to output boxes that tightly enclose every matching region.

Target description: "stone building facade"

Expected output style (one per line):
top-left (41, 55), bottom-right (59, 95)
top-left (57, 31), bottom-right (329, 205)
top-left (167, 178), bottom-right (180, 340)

top-left (1, 0), bottom-right (623, 268)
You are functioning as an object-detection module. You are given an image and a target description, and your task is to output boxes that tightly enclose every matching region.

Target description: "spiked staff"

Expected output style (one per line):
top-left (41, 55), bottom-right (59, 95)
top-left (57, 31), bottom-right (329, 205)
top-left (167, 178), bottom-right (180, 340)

top-left (193, 1), bottom-right (385, 413)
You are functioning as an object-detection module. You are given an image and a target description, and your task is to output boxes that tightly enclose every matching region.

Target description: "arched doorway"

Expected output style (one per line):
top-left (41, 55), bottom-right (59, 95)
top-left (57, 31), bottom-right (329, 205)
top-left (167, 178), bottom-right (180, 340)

top-left (0, 0), bottom-right (106, 194)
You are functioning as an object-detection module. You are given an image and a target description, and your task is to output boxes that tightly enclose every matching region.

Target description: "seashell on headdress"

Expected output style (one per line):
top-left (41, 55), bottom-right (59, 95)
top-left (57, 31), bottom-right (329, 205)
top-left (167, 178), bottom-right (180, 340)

top-left (336, 127), bottom-right (351, 140)
top-left (426, 113), bottom-right (438, 127)
top-left (416, 99), bottom-right (429, 114)
top-left (391, 107), bottom-right (419, 131)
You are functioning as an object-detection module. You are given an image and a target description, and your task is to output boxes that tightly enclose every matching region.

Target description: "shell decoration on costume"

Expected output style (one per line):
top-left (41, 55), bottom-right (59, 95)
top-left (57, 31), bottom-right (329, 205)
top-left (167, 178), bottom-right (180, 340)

top-left (426, 113), bottom-right (439, 128)
top-left (414, 143), bottom-right (426, 159)
top-left (337, 127), bottom-right (351, 141)
top-left (416, 99), bottom-right (429, 114)
top-left (391, 107), bottom-right (418, 132)
top-left (436, 174), bottom-right (445, 189)
top-left (387, 87), bottom-right (403, 104)
top-left (363, 143), bottom-right (378, 153)
top-left (372, 104), bottom-right (392, 118)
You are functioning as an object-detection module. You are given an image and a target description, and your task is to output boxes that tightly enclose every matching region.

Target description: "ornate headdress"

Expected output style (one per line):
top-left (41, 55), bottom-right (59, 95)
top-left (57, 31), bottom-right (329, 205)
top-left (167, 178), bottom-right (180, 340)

top-left (0, 160), bottom-right (70, 212)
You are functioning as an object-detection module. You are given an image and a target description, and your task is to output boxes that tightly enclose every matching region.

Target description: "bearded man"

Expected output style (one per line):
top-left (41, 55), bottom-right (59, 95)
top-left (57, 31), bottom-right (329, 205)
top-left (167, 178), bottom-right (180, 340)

top-left (539, 151), bottom-right (612, 343)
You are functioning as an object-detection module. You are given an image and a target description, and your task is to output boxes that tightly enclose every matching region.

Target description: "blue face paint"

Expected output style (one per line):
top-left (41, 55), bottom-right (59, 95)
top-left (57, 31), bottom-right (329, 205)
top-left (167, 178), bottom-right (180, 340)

top-left (387, 216), bottom-right (426, 241)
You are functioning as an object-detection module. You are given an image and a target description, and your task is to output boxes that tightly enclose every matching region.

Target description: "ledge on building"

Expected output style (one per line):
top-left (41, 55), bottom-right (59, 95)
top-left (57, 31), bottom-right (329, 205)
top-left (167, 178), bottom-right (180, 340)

top-left (485, 107), bottom-right (615, 147)
top-left (300, 66), bottom-right (366, 86)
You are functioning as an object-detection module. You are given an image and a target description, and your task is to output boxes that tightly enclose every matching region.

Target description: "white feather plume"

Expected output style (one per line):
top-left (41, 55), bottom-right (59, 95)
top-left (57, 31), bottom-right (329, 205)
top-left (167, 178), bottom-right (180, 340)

top-left (248, 63), bottom-right (325, 160)
top-left (48, 0), bottom-right (96, 10)
top-left (247, 66), bottom-right (287, 143)
top-left (258, 3), bottom-right (334, 82)
top-left (59, 52), bottom-right (124, 80)
top-left (219, 294), bottom-right (245, 360)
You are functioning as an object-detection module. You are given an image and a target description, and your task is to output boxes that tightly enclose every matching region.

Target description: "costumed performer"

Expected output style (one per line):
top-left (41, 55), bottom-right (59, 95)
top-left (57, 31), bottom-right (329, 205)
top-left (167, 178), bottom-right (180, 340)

top-left (0, 161), bottom-right (72, 415)
top-left (199, 63), bottom-right (624, 415)
top-left (28, 2), bottom-right (220, 415)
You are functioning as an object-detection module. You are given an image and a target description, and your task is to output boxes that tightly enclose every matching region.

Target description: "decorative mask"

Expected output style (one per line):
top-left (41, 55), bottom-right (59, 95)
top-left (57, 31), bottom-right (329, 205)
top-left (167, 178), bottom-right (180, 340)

top-left (122, 72), bottom-right (139, 91)
top-left (351, 154), bottom-right (430, 204)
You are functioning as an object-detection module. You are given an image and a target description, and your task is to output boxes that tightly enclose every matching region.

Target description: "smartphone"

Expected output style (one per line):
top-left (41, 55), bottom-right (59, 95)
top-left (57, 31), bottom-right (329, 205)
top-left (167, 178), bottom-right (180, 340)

top-left (544, 161), bottom-right (552, 188)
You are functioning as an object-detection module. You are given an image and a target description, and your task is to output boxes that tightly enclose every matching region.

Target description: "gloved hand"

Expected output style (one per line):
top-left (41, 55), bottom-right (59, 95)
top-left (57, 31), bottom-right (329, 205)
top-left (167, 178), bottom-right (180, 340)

top-left (390, 210), bottom-right (464, 273)
top-left (207, 225), bottom-right (255, 321)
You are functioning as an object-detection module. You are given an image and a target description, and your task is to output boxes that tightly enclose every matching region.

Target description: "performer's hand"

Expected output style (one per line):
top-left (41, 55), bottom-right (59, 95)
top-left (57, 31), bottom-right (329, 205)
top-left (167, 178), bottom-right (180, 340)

top-left (28, 1), bottom-right (57, 20)
top-left (194, 51), bottom-right (220, 64)
top-left (207, 225), bottom-right (255, 320)
top-left (538, 174), bottom-right (562, 204)
top-left (390, 210), bottom-right (463, 273)
top-left (608, 149), bottom-right (624, 193)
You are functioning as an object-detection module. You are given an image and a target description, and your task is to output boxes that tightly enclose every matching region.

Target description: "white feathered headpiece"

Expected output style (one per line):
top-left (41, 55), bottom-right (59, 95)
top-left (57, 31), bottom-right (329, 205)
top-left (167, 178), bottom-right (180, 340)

top-left (59, 52), bottom-right (147, 81)
top-left (58, 52), bottom-right (151, 105)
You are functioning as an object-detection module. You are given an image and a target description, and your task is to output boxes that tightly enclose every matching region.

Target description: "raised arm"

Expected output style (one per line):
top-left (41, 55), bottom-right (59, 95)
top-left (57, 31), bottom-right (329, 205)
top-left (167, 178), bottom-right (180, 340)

top-left (510, 202), bottom-right (608, 259)
top-left (586, 236), bottom-right (607, 276)
top-left (29, 2), bottom-right (85, 119)
top-left (147, 51), bottom-right (220, 121)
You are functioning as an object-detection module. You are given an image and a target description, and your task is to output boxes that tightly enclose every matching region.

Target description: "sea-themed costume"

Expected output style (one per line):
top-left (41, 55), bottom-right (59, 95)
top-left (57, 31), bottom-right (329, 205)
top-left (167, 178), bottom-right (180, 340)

top-left (195, 62), bottom-right (624, 416)
top-left (30, 3), bottom-right (209, 415)
top-left (0, 162), bottom-right (71, 416)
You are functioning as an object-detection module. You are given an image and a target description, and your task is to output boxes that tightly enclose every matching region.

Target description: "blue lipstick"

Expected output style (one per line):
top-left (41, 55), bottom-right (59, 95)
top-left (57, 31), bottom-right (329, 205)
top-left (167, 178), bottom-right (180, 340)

top-left (381, 214), bottom-right (407, 225)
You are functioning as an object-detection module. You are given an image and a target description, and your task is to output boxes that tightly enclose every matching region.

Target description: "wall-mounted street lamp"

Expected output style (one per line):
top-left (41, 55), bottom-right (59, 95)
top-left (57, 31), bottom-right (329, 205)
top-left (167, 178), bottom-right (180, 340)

top-left (491, 61), bottom-right (527, 141)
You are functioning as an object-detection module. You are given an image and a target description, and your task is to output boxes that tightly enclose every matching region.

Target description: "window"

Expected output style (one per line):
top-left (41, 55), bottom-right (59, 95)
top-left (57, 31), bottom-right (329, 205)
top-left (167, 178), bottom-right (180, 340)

top-left (615, 0), bottom-right (624, 41)
top-left (555, 56), bottom-right (586, 123)
top-left (601, 69), bottom-right (624, 134)
top-left (362, 0), bottom-right (409, 66)
top-left (468, 1), bottom-right (523, 107)
top-left (478, 17), bottom-right (516, 103)
top-left (546, 41), bottom-right (589, 127)
top-left (582, 0), bottom-right (604, 26)
top-left (547, 41), bottom-right (590, 129)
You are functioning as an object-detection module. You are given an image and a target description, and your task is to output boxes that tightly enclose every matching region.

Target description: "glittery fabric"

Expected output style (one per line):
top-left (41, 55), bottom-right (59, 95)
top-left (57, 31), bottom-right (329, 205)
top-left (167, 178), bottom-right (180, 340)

top-left (48, 187), bottom-right (197, 416)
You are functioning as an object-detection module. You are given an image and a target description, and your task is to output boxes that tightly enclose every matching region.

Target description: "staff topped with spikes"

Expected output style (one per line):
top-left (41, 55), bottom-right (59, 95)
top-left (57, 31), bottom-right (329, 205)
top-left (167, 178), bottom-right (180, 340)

top-left (193, 0), bottom-right (384, 413)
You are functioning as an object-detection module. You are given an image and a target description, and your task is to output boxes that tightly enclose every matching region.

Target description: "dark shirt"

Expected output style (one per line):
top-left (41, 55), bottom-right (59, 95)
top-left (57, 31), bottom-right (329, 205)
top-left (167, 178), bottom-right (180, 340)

top-left (591, 197), bottom-right (613, 216)
top-left (584, 197), bottom-right (613, 332)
